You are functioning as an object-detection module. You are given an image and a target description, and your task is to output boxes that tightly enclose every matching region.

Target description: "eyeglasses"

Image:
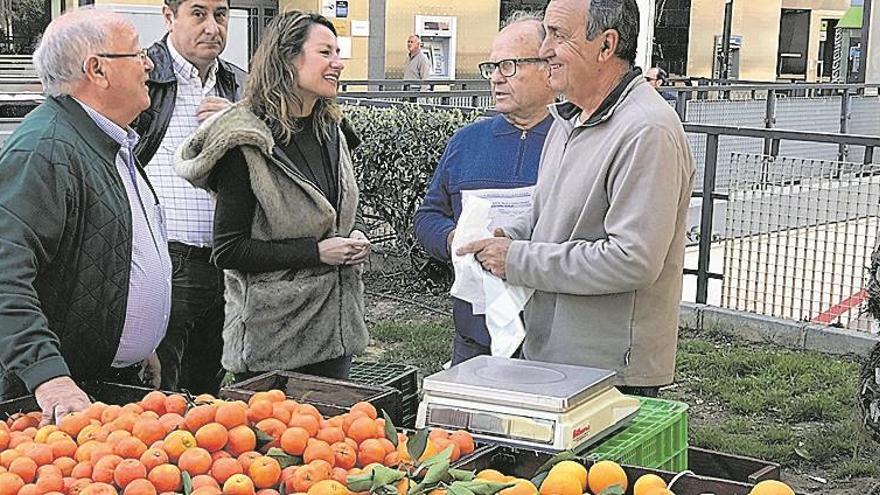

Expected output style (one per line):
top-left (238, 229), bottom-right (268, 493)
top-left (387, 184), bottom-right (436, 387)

top-left (478, 57), bottom-right (547, 79)
top-left (95, 48), bottom-right (149, 62)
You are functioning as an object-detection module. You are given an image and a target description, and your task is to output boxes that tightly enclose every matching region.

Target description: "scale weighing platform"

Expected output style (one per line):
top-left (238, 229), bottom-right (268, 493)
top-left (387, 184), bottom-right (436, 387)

top-left (416, 356), bottom-right (641, 452)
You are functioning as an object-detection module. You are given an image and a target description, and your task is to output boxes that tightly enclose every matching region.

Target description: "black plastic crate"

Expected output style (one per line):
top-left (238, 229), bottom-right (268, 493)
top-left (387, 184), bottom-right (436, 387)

top-left (454, 445), bottom-right (803, 495)
top-left (220, 370), bottom-right (402, 424)
top-left (401, 414), bottom-right (417, 429)
top-left (0, 381), bottom-right (166, 417)
top-left (396, 392), bottom-right (420, 428)
top-left (349, 361), bottom-right (420, 427)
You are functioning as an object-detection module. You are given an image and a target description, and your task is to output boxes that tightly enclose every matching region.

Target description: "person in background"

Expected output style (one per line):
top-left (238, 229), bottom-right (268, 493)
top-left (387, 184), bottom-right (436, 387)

top-left (404, 34), bottom-right (432, 88)
top-left (0, 10), bottom-right (170, 421)
top-left (133, 0), bottom-right (246, 395)
top-left (459, 0), bottom-right (695, 397)
top-left (174, 11), bottom-right (370, 382)
top-left (645, 66), bottom-right (678, 106)
top-left (414, 12), bottom-right (555, 365)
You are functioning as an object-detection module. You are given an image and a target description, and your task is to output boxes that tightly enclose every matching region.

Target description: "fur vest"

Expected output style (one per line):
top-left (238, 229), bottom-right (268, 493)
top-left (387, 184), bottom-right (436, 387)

top-left (175, 103), bottom-right (368, 373)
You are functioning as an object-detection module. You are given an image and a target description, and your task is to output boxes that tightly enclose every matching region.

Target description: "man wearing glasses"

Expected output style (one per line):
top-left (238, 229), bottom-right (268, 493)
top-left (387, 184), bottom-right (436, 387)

top-left (0, 10), bottom-right (171, 421)
top-left (414, 12), bottom-right (556, 365)
top-left (133, 0), bottom-right (245, 395)
top-left (459, 0), bottom-right (695, 397)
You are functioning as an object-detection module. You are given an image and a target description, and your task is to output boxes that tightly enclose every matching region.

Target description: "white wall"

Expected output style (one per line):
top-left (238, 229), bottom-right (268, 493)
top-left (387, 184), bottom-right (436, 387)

top-left (636, 0), bottom-right (655, 70)
top-left (867, 1), bottom-right (880, 84)
top-left (93, 4), bottom-right (249, 69)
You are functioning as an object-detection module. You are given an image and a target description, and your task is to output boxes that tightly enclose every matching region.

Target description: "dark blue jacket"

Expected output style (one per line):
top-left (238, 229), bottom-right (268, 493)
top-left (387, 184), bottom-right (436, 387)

top-left (414, 114), bottom-right (552, 346)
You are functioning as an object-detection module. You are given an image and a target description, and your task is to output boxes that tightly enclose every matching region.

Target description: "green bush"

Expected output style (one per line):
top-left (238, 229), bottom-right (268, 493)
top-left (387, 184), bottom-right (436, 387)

top-left (344, 103), bottom-right (482, 267)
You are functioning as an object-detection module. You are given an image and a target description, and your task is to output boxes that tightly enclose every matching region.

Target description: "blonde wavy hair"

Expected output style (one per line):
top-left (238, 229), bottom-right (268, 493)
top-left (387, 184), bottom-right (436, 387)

top-left (244, 11), bottom-right (342, 143)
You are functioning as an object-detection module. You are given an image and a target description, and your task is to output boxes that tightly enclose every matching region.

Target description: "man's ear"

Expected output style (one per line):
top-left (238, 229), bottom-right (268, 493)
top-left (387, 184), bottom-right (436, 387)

top-left (162, 5), bottom-right (175, 31)
top-left (83, 57), bottom-right (110, 88)
top-left (599, 30), bottom-right (619, 61)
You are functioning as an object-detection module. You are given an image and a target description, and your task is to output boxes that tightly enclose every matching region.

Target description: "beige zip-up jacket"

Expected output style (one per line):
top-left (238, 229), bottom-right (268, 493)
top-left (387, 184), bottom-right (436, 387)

top-left (505, 73), bottom-right (695, 386)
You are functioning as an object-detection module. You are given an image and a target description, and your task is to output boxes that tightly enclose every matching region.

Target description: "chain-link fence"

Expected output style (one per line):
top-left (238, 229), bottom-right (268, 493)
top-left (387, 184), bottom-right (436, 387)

top-left (685, 95), bottom-right (880, 191)
top-left (719, 153), bottom-right (880, 331)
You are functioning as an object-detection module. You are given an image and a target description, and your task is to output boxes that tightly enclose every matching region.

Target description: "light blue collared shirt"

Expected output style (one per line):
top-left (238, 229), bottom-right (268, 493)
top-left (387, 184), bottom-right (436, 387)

top-left (76, 100), bottom-right (173, 368)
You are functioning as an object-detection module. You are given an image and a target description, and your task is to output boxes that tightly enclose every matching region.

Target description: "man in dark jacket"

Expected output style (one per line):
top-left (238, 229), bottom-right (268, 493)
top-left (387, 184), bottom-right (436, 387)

top-left (0, 10), bottom-right (171, 422)
top-left (133, 0), bottom-right (246, 394)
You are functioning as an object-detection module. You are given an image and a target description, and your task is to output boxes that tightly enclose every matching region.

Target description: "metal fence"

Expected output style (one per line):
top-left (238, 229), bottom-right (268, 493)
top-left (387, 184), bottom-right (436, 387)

top-left (685, 123), bottom-right (880, 333)
top-left (684, 93), bottom-right (880, 190)
top-left (335, 83), bottom-right (880, 172)
top-left (337, 96), bottom-right (880, 332)
top-left (719, 154), bottom-right (880, 331)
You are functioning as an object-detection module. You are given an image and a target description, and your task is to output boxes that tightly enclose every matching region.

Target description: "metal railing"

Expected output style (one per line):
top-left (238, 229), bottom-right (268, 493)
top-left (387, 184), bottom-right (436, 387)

top-left (0, 76), bottom-right (42, 93)
top-left (667, 85), bottom-right (880, 160)
top-left (339, 78), bottom-right (489, 92)
top-left (682, 124), bottom-right (880, 310)
top-left (339, 90), bottom-right (492, 108)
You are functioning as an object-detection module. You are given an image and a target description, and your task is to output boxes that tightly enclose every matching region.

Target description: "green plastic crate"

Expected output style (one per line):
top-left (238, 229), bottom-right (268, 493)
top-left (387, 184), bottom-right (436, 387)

top-left (582, 397), bottom-right (688, 471)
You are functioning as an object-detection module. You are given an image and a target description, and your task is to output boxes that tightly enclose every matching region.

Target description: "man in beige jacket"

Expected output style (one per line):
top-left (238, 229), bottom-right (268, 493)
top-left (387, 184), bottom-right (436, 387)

top-left (459, 0), bottom-right (695, 396)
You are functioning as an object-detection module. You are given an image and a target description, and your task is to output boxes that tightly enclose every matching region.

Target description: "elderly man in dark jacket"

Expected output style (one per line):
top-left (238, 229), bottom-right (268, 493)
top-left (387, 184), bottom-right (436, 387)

top-left (133, 0), bottom-right (246, 395)
top-left (0, 10), bottom-right (171, 422)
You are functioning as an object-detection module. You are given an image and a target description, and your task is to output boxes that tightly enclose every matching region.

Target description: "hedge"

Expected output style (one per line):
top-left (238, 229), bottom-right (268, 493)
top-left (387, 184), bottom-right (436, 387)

top-left (344, 103), bottom-right (483, 271)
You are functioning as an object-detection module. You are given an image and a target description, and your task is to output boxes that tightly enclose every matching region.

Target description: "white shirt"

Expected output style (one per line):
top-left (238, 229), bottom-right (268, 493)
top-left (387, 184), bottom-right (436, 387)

top-left (145, 38), bottom-right (219, 247)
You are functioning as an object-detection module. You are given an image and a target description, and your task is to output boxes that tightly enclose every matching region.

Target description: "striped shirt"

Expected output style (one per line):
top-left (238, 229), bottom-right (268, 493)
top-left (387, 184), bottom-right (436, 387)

top-left (145, 39), bottom-right (219, 247)
top-left (76, 100), bottom-right (173, 368)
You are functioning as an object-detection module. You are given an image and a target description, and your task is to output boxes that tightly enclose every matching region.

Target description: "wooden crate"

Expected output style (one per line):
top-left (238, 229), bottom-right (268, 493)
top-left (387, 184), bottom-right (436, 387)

top-left (220, 371), bottom-right (401, 423)
top-left (455, 445), bottom-right (802, 495)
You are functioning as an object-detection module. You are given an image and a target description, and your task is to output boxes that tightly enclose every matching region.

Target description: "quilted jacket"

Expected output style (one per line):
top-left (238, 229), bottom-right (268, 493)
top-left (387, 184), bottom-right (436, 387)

top-left (0, 95), bottom-right (134, 398)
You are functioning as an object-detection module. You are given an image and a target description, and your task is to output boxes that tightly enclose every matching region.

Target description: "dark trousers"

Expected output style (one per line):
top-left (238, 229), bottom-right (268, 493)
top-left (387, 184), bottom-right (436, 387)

top-left (451, 332), bottom-right (491, 366)
top-left (156, 242), bottom-right (225, 395)
top-left (233, 355), bottom-right (353, 385)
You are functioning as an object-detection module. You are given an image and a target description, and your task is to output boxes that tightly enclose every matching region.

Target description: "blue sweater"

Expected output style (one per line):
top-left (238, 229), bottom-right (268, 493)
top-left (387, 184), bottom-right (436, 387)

top-left (414, 114), bottom-right (552, 345)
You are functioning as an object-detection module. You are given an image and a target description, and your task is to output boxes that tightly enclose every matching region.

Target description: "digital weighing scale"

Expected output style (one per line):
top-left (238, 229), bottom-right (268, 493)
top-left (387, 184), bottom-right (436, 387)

top-left (416, 356), bottom-right (641, 452)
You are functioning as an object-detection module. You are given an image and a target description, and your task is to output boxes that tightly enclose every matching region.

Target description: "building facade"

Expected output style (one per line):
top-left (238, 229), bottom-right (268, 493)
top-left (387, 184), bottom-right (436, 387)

top-left (49, 0), bottom-right (864, 82)
top-left (678, 0), bottom-right (851, 81)
top-left (51, 0), bottom-right (502, 80)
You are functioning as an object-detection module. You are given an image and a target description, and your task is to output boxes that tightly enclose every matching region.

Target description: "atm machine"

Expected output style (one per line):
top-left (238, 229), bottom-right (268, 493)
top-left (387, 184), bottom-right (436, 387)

top-left (414, 15), bottom-right (457, 80)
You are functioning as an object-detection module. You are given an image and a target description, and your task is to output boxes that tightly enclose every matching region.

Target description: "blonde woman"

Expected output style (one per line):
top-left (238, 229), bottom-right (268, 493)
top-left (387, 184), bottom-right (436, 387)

top-left (175, 11), bottom-right (369, 381)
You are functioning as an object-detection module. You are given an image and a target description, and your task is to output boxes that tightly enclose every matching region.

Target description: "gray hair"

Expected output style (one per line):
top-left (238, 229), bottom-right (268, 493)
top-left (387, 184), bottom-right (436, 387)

top-left (585, 0), bottom-right (639, 65)
top-left (501, 10), bottom-right (546, 41)
top-left (33, 9), bottom-right (122, 97)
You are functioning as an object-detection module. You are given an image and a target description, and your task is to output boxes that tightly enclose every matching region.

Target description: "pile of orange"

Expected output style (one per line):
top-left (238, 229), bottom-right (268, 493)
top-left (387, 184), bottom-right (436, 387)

top-left (529, 459), bottom-right (795, 495)
top-left (0, 390), bottom-right (476, 495)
